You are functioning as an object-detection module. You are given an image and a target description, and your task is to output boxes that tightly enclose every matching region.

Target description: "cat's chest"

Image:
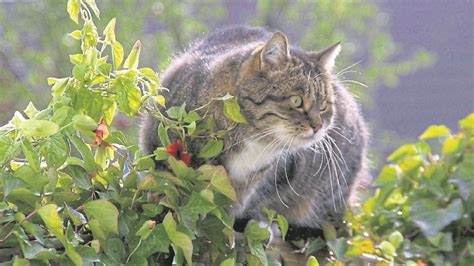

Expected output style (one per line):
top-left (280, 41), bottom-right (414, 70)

top-left (225, 140), bottom-right (280, 183)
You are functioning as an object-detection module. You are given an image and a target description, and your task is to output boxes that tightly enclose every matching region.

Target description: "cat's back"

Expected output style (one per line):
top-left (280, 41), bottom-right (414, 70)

top-left (189, 26), bottom-right (272, 57)
top-left (161, 26), bottom-right (271, 108)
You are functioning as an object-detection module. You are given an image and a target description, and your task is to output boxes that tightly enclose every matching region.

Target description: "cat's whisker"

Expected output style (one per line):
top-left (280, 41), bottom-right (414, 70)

top-left (249, 136), bottom-right (283, 183)
top-left (335, 60), bottom-right (362, 77)
top-left (340, 79), bottom-right (368, 88)
top-left (311, 143), bottom-right (325, 177)
top-left (274, 137), bottom-right (290, 208)
top-left (222, 127), bottom-right (285, 152)
top-left (325, 136), bottom-right (349, 194)
top-left (329, 127), bottom-right (353, 144)
top-left (322, 138), bottom-right (346, 209)
top-left (326, 135), bottom-right (349, 172)
top-left (274, 136), bottom-right (292, 208)
top-left (335, 70), bottom-right (361, 77)
top-left (321, 139), bottom-right (337, 212)
top-left (283, 136), bottom-right (300, 196)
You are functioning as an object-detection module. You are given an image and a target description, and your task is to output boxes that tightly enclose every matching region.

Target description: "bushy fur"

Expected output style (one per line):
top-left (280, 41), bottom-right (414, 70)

top-left (140, 26), bottom-right (370, 229)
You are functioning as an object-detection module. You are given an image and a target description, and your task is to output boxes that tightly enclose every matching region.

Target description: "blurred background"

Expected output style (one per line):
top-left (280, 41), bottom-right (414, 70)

top-left (0, 0), bottom-right (472, 170)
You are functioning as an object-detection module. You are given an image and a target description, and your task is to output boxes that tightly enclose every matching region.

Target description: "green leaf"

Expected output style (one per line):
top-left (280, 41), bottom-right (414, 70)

top-left (66, 0), bottom-right (81, 24)
top-left (105, 238), bottom-right (125, 263)
top-left (245, 221), bottom-right (270, 242)
top-left (199, 165), bottom-right (238, 202)
top-left (322, 223), bottom-right (337, 241)
top-left (220, 257), bottom-right (236, 266)
top-left (327, 237), bottom-right (348, 260)
top-left (419, 125), bottom-right (450, 140)
top-left (142, 204), bottom-right (163, 217)
top-left (84, 200), bottom-right (119, 236)
top-left (277, 214), bottom-right (288, 240)
top-left (72, 114), bottom-right (97, 133)
top-left (158, 123), bottom-right (171, 146)
top-left (163, 212), bottom-right (193, 265)
top-left (21, 242), bottom-right (58, 260)
top-left (132, 224), bottom-right (170, 258)
top-left (450, 153), bottom-right (474, 200)
top-left (345, 238), bottom-right (376, 256)
top-left (21, 138), bottom-right (40, 172)
top-left (84, 0), bottom-right (100, 18)
top-left (374, 165), bottom-right (399, 186)
top-left (411, 199), bottom-right (463, 237)
top-left (62, 165), bottom-right (92, 189)
top-left (388, 231), bottom-right (404, 249)
top-left (154, 147), bottom-right (169, 161)
top-left (41, 134), bottom-right (68, 167)
top-left (135, 220), bottom-right (155, 240)
top-left (103, 18), bottom-right (117, 43)
top-left (114, 76), bottom-right (141, 116)
top-left (14, 166), bottom-right (48, 192)
top-left (379, 241), bottom-right (396, 259)
top-left (123, 40), bottom-right (141, 69)
top-left (19, 120), bottom-right (59, 138)
top-left (154, 95), bottom-right (166, 107)
top-left (68, 30), bottom-right (82, 40)
top-left (52, 106), bottom-right (74, 126)
top-left (184, 111), bottom-right (200, 123)
top-left (24, 102), bottom-right (38, 119)
top-left (166, 106), bottom-right (184, 120)
top-left (50, 77), bottom-right (69, 99)
top-left (223, 97), bottom-right (247, 123)
top-left (179, 192), bottom-right (215, 224)
top-left (459, 113), bottom-right (474, 134)
top-left (65, 205), bottom-right (87, 226)
top-left (139, 67), bottom-right (159, 84)
top-left (37, 204), bottom-right (64, 242)
top-left (112, 41), bottom-right (124, 69)
top-left (198, 139), bottom-right (224, 158)
top-left (306, 256), bottom-right (319, 266)
top-left (70, 134), bottom-right (96, 172)
top-left (168, 156), bottom-right (194, 179)
top-left (442, 137), bottom-right (461, 155)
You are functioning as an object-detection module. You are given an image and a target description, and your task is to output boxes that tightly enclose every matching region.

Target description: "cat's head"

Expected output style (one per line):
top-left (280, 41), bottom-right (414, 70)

top-left (237, 32), bottom-right (340, 150)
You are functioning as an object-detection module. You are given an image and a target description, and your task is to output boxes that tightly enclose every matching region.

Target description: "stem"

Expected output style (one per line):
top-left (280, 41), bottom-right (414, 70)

top-left (130, 189), bottom-right (141, 210)
top-left (0, 210), bottom-right (37, 243)
top-left (126, 238), bottom-right (142, 263)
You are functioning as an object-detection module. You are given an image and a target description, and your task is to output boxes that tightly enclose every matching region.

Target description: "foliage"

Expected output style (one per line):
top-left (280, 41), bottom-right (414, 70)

top-left (1, 2), bottom-right (468, 266)
top-left (0, 2), bottom-right (286, 265)
top-left (309, 114), bottom-right (473, 265)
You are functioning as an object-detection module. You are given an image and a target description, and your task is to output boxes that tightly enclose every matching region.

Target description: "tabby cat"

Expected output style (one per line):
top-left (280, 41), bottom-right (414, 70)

top-left (140, 26), bottom-right (370, 236)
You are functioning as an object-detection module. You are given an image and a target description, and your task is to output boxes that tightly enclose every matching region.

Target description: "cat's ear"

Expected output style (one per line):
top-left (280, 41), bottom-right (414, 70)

top-left (259, 32), bottom-right (290, 70)
top-left (311, 42), bottom-right (341, 72)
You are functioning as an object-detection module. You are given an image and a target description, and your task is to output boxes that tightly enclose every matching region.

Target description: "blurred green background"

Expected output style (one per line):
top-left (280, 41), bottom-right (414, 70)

top-left (1, 0), bottom-right (472, 169)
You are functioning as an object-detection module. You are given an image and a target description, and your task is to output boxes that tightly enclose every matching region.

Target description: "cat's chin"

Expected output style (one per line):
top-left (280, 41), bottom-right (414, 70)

top-left (292, 129), bottom-right (327, 149)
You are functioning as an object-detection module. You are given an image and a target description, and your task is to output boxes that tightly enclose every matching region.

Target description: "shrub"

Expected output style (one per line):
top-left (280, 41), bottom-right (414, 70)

top-left (0, 1), bottom-right (471, 266)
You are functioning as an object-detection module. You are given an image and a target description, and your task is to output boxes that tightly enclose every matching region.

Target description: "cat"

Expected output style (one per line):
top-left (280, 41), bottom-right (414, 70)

top-left (140, 26), bottom-right (370, 238)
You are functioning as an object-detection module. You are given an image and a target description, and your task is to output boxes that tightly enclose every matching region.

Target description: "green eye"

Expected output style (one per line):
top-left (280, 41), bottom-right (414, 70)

top-left (289, 95), bottom-right (303, 108)
top-left (320, 101), bottom-right (327, 111)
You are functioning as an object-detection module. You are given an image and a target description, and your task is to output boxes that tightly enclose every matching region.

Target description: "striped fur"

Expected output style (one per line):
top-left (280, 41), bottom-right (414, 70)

top-left (140, 26), bottom-right (370, 229)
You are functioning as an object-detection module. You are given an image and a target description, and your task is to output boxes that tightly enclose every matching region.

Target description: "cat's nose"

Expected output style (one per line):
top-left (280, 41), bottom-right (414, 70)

top-left (311, 124), bottom-right (322, 133)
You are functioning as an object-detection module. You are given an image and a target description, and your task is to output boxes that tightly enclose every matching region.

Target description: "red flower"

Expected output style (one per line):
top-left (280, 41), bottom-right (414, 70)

top-left (166, 140), bottom-right (191, 165)
top-left (90, 117), bottom-right (115, 150)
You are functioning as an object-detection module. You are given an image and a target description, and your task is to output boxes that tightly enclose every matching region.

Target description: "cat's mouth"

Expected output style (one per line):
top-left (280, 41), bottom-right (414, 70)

top-left (296, 128), bottom-right (327, 146)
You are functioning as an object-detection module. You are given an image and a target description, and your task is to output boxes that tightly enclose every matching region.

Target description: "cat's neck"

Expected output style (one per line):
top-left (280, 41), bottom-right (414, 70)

top-left (225, 139), bottom-right (282, 183)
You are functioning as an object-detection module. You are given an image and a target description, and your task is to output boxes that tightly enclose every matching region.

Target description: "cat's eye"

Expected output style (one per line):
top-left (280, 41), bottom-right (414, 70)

top-left (289, 95), bottom-right (303, 108)
top-left (320, 101), bottom-right (328, 111)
